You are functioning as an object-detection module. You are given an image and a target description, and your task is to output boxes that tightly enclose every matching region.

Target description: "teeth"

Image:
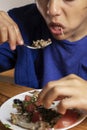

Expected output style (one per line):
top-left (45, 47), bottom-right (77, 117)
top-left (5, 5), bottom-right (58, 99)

top-left (61, 28), bottom-right (64, 36)
top-left (57, 26), bottom-right (64, 36)
top-left (54, 26), bottom-right (61, 30)
top-left (58, 26), bottom-right (61, 29)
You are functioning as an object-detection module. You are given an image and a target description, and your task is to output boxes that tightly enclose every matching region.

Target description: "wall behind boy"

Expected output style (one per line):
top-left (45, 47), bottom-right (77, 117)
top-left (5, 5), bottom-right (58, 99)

top-left (0, 0), bottom-right (34, 11)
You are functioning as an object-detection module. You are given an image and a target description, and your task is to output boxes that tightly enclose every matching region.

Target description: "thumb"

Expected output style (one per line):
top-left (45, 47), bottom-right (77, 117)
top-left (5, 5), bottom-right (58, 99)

top-left (57, 97), bottom-right (78, 114)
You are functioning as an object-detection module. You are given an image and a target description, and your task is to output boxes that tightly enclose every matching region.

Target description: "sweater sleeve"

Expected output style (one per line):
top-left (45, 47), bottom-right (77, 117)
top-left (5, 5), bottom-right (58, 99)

top-left (0, 42), bottom-right (16, 72)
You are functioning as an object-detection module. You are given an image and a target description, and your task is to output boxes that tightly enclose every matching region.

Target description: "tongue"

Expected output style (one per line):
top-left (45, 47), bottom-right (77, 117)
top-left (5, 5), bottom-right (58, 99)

top-left (50, 26), bottom-right (63, 35)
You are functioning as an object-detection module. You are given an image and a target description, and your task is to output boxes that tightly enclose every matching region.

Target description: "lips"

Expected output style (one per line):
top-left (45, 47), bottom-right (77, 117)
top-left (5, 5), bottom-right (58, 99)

top-left (48, 23), bottom-right (64, 35)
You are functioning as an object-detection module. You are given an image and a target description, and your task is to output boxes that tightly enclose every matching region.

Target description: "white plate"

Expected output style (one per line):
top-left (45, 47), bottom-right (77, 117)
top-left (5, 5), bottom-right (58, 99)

top-left (0, 90), bottom-right (87, 130)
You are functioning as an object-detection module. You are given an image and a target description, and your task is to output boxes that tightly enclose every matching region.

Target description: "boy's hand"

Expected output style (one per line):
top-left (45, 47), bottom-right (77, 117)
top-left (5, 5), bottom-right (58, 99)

top-left (0, 11), bottom-right (24, 50)
top-left (38, 74), bottom-right (87, 114)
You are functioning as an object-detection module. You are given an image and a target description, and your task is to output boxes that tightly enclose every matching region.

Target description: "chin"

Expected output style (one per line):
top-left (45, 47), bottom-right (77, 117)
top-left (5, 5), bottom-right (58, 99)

top-left (53, 35), bottom-right (66, 41)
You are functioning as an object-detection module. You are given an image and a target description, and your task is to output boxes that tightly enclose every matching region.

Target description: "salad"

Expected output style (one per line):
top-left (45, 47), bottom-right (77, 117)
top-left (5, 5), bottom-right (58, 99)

top-left (10, 90), bottom-right (81, 130)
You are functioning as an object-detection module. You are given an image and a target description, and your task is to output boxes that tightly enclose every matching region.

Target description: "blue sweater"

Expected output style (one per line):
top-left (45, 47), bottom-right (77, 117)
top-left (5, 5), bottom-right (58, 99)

top-left (0, 4), bottom-right (87, 89)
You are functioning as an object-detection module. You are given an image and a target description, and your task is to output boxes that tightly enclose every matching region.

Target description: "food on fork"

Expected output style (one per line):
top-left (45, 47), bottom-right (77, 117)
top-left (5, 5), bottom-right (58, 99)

top-left (31, 38), bottom-right (52, 48)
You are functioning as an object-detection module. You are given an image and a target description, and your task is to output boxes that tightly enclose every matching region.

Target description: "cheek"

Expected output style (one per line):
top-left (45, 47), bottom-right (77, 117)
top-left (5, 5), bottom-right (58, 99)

top-left (36, 0), bottom-right (48, 17)
top-left (36, 1), bottom-right (49, 24)
top-left (68, 7), bottom-right (87, 25)
top-left (65, 12), bottom-right (82, 30)
top-left (36, 0), bottom-right (47, 12)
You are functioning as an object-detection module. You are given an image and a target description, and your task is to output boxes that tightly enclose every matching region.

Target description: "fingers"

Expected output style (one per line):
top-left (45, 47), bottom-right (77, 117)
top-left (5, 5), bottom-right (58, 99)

top-left (38, 74), bottom-right (87, 113)
top-left (38, 74), bottom-right (77, 102)
top-left (38, 81), bottom-right (55, 102)
top-left (8, 24), bottom-right (23, 50)
top-left (38, 77), bottom-right (70, 102)
top-left (39, 85), bottom-right (81, 114)
top-left (38, 85), bottom-right (74, 109)
top-left (38, 74), bottom-right (85, 102)
top-left (40, 86), bottom-right (60, 108)
top-left (0, 11), bottom-right (24, 50)
top-left (0, 25), bottom-right (8, 43)
top-left (57, 97), bottom-right (81, 114)
top-left (2, 11), bottom-right (23, 43)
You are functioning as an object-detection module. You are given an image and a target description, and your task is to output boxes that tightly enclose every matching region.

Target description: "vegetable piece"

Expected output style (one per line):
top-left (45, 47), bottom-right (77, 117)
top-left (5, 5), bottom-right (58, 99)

top-left (26, 103), bottom-right (36, 112)
top-left (25, 95), bottom-right (31, 101)
top-left (54, 109), bottom-right (80, 129)
top-left (31, 111), bottom-right (42, 123)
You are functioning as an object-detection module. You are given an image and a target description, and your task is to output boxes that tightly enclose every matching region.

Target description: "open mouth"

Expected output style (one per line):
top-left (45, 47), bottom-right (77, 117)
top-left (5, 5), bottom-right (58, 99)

top-left (48, 23), bottom-right (64, 36)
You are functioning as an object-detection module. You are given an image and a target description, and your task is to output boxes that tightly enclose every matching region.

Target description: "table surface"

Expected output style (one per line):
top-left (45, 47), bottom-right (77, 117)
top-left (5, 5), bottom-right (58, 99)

top-left (0, 82), bottom-right (87, 130)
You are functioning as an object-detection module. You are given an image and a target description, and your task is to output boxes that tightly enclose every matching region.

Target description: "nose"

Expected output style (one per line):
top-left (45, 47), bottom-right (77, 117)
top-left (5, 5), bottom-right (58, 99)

top-left (47, 0), bottom-right (61, 16)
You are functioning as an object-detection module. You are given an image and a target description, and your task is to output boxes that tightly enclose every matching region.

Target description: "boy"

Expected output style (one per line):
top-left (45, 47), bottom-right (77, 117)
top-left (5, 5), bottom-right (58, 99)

top-left (0, 0), bottom-right (87, 112)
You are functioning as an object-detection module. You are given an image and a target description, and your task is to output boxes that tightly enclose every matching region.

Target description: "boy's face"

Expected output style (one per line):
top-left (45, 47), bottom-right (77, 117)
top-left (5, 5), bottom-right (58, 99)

top-left (36, 0), bottom-right (87, 41)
